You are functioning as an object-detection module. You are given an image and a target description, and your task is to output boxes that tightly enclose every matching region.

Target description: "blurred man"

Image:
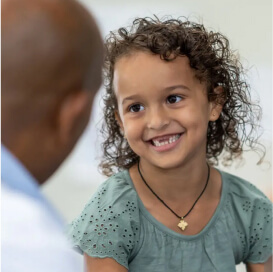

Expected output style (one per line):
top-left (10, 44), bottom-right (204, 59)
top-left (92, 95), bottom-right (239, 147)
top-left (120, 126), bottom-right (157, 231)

top-left (1, 0), bottom-right (103, 270)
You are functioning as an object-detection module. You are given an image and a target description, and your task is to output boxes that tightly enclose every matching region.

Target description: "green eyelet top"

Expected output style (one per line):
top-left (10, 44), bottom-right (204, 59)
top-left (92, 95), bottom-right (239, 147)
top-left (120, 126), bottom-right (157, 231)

top-left (67, 170), bottom-right (272, 271)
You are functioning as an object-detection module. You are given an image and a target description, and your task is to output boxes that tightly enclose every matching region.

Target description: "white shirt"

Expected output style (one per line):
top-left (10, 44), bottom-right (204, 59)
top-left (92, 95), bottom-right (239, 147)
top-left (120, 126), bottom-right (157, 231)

top-left (1, 145), bottom-right (82, 271)
top-left (2, 184), bottom-right (83, 271)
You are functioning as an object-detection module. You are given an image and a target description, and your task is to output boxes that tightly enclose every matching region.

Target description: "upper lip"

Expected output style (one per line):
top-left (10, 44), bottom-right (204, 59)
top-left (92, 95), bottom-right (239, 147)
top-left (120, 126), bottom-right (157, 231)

top-left (145, 132), bottom-right (184, 142)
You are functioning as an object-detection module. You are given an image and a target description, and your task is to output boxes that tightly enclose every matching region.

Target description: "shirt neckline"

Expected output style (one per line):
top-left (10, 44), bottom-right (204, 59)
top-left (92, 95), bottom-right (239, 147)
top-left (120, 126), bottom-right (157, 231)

top-left (123, 168), bottom-right (229, 241)
top-left (1, 144), bottom-right (64, 226)
top-left (1, 144), bottom-right (41, 199)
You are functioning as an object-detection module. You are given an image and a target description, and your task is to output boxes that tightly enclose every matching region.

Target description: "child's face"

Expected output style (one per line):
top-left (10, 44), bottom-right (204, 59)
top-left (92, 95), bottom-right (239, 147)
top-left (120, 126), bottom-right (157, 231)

top-left (114, 51), bottom-right (219, 170)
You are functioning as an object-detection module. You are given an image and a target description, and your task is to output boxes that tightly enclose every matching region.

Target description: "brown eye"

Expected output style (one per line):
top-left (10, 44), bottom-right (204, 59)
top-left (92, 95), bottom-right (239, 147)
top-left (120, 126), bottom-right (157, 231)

top-left (167, 95), bottom-right (182, 104)
top-left (129, 104), bottom-right (144, 112)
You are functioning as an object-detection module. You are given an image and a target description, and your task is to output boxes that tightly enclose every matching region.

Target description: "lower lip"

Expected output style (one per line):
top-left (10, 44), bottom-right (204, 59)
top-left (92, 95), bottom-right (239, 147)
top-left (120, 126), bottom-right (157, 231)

top-left (149, 134), bottom-right (183, 152)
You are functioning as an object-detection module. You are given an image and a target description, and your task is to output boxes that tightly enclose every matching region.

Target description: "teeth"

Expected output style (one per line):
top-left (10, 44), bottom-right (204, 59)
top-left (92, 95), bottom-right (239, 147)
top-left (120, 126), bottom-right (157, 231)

top-left (152, 134), bottom-right (180, 147)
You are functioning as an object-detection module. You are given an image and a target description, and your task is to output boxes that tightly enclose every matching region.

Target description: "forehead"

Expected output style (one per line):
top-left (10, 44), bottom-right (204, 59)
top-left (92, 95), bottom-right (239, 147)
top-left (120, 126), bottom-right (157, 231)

top-left (113, 52), bottom-right (202, 96)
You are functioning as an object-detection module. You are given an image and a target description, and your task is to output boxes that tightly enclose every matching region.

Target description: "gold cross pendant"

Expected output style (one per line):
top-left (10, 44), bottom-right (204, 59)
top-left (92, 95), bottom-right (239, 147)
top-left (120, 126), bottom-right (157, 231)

top-left (178, 217), bottom-right (188, 231)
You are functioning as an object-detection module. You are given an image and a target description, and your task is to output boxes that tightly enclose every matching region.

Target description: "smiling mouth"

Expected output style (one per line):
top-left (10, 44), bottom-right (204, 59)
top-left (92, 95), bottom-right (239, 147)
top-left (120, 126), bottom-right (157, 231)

top-left (150, 134), bottom-right (182, 147)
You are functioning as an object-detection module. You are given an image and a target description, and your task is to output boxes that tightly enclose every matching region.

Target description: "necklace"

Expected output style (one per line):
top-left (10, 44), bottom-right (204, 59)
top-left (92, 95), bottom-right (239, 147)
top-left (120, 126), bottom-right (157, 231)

top-left (137, 161), bottom-right (210, 231)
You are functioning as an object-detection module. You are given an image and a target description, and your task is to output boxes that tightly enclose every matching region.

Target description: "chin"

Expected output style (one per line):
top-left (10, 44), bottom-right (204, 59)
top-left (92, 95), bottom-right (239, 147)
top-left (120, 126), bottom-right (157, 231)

top-left (157, 161), bottom-right (186, 170)
top-left (142, 155), bottom-right (188, 170)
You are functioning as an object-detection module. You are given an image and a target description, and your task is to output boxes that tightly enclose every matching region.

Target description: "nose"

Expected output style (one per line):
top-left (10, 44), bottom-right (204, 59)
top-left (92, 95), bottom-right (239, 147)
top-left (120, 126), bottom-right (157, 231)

top-left (146, 107), bottom-right (170, 130)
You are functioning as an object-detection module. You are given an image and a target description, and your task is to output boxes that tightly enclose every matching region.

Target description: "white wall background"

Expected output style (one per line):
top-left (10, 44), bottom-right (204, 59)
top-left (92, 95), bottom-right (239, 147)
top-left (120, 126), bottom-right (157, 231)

top-left (42, 1), bottom-right (272, 271)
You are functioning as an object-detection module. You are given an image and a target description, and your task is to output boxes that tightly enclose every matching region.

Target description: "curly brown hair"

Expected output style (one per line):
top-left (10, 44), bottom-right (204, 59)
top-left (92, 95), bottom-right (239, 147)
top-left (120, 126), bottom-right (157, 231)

top-left (99, 16), bottom-right (263, 177)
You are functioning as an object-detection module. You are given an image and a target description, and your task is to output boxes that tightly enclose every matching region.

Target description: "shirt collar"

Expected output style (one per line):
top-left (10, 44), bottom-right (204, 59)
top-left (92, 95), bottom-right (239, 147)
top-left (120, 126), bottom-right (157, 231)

top-left (1, 144), bottom-right (43, 200)
top-left (1, 144), bottom-right (64, 226)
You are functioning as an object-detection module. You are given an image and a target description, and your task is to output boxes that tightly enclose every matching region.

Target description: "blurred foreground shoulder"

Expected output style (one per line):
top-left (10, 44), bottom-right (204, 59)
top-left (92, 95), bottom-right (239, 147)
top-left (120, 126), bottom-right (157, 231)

top-left (2, 185), bottom-right (81, 272)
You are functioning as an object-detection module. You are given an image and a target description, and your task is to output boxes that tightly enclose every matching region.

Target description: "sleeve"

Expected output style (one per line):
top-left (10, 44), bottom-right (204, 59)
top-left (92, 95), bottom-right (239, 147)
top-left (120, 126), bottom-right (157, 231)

top-left (244, 197), bottom-right (272, 264)
top-left (67, 175), bottom-right (140, 269)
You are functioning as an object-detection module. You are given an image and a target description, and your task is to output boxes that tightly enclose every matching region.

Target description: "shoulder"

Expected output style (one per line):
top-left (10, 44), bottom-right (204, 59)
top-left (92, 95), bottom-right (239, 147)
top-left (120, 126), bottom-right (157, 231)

top-left (2, 183), bottom-right (64, 233)
top-left (68, 170), bottom-right (140, 269)
top-left (2, 184), bottom-right (81, 271)
top-left (221, 171), bottom-right (271, 206)
top-left (100, 170), bottom-right (135, 195)
top-left (81, 170), bottom-right (139, 213)
top-left (2, 183), bottom-right (59, 228)
top-left (220, 171), bottom-right (272, 263)
top-left (221, 170), bottom-right (272, 224)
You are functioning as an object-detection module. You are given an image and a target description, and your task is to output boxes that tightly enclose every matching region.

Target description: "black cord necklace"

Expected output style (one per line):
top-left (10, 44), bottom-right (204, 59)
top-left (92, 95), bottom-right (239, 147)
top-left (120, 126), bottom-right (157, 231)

top-left (137, 161), bottom-right (210, 231)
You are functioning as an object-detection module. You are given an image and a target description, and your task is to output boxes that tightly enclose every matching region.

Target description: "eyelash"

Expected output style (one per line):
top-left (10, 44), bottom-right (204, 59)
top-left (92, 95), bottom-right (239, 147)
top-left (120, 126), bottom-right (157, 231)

top-left (128, 104), bottom-right (145, 113)
top-left (166, 95), bottom-right (183, 104)
top-left (128, 95), bottom-right (183, 113)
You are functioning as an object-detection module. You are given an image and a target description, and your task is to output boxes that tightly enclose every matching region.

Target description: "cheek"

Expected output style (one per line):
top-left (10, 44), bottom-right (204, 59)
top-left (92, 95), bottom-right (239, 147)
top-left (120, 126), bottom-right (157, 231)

top-left (181, 106), bottom-right (210, 131)
top-left (123, 119), bottom-right (142, 140)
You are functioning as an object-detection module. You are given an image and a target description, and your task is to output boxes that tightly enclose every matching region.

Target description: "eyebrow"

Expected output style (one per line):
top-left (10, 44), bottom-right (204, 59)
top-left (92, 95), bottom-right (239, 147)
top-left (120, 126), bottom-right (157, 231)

top-left (122, 95), bottom-right (140, 105)
top-left (165, 84), bottom-right (190, 92)
top-left (121, 84), bottom-right (190, 105)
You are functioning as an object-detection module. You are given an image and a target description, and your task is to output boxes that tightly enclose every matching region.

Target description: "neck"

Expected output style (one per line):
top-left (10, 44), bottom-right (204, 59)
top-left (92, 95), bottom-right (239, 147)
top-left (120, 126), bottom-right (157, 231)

top-left (138, 156), bottom-right (209, 201)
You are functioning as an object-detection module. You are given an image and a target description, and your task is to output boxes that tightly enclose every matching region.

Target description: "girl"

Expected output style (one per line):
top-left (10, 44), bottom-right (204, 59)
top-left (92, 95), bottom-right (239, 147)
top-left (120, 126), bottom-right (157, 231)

top-left (68, 17), bottom-right (272, 271)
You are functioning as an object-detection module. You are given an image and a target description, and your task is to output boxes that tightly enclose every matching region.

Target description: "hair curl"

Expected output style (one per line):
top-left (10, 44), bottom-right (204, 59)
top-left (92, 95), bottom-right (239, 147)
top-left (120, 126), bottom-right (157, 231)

top-left (99, 16), bottom-right (263, 177)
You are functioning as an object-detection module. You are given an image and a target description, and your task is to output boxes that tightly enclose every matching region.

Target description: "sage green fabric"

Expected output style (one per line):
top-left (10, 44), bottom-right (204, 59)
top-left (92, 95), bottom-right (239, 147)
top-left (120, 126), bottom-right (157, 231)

top-left (68, 170), bottom-right (272, 271)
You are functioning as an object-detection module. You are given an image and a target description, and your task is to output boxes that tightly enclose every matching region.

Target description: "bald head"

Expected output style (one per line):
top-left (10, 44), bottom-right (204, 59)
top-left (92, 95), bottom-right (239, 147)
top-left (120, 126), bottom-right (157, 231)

top-left (1, 0), bottom-right (104, 183)
top-left (2, 0), bottom-right (103, 127)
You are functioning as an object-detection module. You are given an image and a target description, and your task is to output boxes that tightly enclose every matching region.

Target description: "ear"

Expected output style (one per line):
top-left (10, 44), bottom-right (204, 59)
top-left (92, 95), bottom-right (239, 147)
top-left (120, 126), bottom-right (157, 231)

top-left (114, 110), bottom-right (125, 135)
top-left (57, 90), bottom-right (93, 145)
top-left (209, 86), bottom-right (225, 121)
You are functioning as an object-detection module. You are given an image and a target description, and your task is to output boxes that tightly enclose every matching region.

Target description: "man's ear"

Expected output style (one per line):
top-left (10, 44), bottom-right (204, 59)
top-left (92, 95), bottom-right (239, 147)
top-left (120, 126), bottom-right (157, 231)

top-left (209, 86), bottom-right (225, 121)
top-left (114, 110), bottom-right (124, 135)
top-left (57, 90), bottom-right (92, 145)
